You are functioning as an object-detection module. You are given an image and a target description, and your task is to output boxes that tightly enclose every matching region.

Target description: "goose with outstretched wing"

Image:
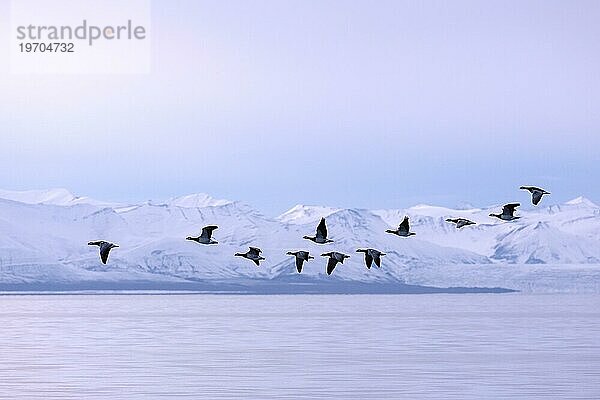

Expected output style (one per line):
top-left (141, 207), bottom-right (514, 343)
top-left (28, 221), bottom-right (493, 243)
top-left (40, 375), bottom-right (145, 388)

top-left (235, 246), bottom-right (265, 266)
top-left (356, 248), bottom-right (385, 269)
top-left (286, 250), bottom-right (314, 273)
top-left (303, 217), bottom-right (333, 244)
top-left (186, 225), bottom-right (219, 245)
top-left (88, 240), bottom-right (119, 264)
top-left (490, 203), bottom-right (521, 221)
top-left (520, 186), bottom-right (550, 206)
top-left (321, 252), bottom-right (350, 275)
top-left (386, 216), bottom-right (416, 237)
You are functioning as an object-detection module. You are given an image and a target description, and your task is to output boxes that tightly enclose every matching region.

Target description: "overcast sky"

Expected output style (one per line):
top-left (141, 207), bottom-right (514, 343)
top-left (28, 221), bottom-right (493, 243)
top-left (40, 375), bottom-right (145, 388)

top-left (0, 0), bottom-right (598, 215)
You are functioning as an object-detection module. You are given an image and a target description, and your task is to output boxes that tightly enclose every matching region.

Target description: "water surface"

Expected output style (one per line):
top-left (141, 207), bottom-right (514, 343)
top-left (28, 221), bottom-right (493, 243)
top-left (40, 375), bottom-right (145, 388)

top-left (0, 294), bottom-right (598, 399)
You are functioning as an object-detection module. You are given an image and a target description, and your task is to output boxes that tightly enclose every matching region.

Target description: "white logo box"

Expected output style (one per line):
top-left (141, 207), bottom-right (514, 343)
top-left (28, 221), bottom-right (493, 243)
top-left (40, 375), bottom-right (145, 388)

top-left (10, 0), bottom-right (151, 74)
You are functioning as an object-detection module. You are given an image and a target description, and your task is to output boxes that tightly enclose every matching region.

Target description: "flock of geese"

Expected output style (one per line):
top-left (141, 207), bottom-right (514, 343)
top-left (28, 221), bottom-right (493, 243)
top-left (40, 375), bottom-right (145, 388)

top-left (88, 185), bottom-right (551, 275)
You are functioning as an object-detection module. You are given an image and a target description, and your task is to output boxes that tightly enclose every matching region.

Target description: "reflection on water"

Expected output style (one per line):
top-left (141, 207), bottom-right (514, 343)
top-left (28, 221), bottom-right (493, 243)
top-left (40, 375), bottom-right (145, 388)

top-left (0, 294), bottom-right (598, 399)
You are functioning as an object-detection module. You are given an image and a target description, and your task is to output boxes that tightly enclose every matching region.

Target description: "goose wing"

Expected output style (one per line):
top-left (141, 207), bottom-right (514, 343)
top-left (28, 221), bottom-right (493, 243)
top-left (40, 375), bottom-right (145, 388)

top-left (456, 219), bottom-right (474, 228)
top-left (200, 225), bottom-right (218, 239)
top-left (99, 243), bottom-right (113, 265)
top-left (502, 203), bottom-right (520, 216)
top-left (326, 257), bottom-right (339, 275)
top-left (364, 253), bottom-right (373, 269)
top-left (521, 186), bottom-right (543, 193)
top-left (316, 218), bottom-right (328, 240)
top-left (88, 240), bottom-right (104, 247)
top-left (373, 253), bottom-right (382, 268)
top-left (398, 216), bottom-right (410, 234)
top-left (248, 247), bottom-right (262, 256)
top-left (532, 191), bottom-right (543, 205)
top-left (295, 257), bottom-right (305, 273)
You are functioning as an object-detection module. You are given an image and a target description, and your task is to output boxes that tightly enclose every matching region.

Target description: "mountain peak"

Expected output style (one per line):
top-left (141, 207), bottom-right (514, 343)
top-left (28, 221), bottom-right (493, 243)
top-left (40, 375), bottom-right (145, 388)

top-left (0, 188), bottom-right (120, 207)
top-left (0, 188), bottom-right (76, 205)
top-left (565, 196), bottom-right (598, 208)
top-left (165, 193), bottom-right (233, 208)
top-left (277, 204), bottom-right (341, 224)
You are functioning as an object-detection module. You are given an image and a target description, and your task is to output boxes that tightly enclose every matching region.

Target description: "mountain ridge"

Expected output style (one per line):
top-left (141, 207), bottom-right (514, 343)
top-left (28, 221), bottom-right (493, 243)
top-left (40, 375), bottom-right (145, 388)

top-left (1, 188), bottom-right (599, 293)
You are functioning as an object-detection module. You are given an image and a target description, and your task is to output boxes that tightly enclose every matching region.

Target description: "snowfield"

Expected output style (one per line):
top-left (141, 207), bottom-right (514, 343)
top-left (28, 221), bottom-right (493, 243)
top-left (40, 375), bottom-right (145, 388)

top-left (0, 188), bottom-right (599, 293)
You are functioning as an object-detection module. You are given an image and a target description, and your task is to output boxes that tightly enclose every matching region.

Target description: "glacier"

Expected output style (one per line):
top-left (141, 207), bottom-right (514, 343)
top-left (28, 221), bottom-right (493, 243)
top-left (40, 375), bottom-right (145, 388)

top-left (0, 188), bottom-right (599, 293)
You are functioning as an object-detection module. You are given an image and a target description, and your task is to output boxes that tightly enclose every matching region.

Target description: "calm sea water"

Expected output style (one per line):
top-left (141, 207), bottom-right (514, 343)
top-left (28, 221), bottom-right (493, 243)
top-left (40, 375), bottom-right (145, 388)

top-left (0, 294), bottom-right (598, 399)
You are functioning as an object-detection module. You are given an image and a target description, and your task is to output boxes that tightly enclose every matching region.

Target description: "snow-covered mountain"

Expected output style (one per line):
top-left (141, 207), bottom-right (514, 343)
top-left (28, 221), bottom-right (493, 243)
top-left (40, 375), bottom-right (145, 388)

top-left (0, 188), bottom-right (599, 293)
top-left (0, 188), bottom-right (119, 207)
top-left (163, 193), bottom-right (233, 208)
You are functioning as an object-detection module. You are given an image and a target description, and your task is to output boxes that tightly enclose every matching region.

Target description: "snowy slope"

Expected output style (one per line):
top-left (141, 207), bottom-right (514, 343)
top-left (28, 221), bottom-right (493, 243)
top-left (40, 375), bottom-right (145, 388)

top-left (0, 188), bottom-right (119, 207)
top-left (0, 189), bottom-right (599, 292)
top-left (163, 193), bottom-right (233, 208)
top-left (491, 222), bottom-right (600, 264)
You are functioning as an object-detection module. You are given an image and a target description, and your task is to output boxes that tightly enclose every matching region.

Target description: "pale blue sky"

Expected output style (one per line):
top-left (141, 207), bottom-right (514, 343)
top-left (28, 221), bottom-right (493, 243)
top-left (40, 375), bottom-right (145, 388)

top-left (0, 0), bottom-right (599, 214)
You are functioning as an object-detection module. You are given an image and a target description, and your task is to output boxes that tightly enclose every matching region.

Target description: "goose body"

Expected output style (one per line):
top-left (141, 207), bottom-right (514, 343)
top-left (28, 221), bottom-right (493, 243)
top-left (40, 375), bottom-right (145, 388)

top-left (489, 203), bottom-right (521, 221)
top-left (320, 251), bottom-right (350, 275)
top-left (386, 216), bottom-right (416, 237)
top-left (303, 217), bottom-right (333, 244)
top-left (356, 248), bottom-right (385, 269)
top-left (286, 250), bottom-right (314, 273)
top-left (235, 246), bottom-right (265, 266)
top-left (446, 218), bottom-right (476, 229)
top-left (186, 225), bottom-right (218, 245)
top-left (520, 186), bottom-right (550, 206)
top-left (88, 240), bottom-right (119, 264)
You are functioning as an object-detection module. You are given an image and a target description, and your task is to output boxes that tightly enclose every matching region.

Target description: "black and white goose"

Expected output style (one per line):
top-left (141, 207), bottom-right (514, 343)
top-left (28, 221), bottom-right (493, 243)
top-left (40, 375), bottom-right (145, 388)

top-left (385, 216), bottom-right (416, 237)
top-left (520, 186), bottom-right (550, 206)
top-left (320, 252), bottom-right (350, 275)
top-left (235, 247), bottom-right (265, 266)
top-left (286, 250), bottom-right (314, 273)
top-left (445, 218), bottom-right (476, 229)
top-left (303, 217), bottom-right (333, 244)
top-left (88, 240), bottom-right (119, 264)
top-left (489, 203), bottom-right (521, 221)
top-left (186, 225), bottom-right (218, 245)
top-left (356, 248), bottom-right (385, 269)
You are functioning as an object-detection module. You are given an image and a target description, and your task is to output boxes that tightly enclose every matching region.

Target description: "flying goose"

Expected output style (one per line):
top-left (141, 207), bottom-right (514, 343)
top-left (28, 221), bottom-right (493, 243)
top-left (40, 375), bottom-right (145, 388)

top-left (88, 240), bottom-right (119, 264)
top-left (445, 218), bottom-right (476, 229)
top-left (303, 217), bottom-right (333, 244)
top-left (186, 225), bottom-right (218, 245)
top-left (489, 203), bottom-right (521, 221)
top-left (320, 252), bottom-right (350, 275)
top-left (386, 216), bottom-right (416, 237)
top-left (235, 246), bottom-right (265, 266)
top-left (286, 250), bottom-right (314, 273)
top-left (356, 248), bottom-right (385, 269)
top-left (520, 186), bottom-right (550, 206)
